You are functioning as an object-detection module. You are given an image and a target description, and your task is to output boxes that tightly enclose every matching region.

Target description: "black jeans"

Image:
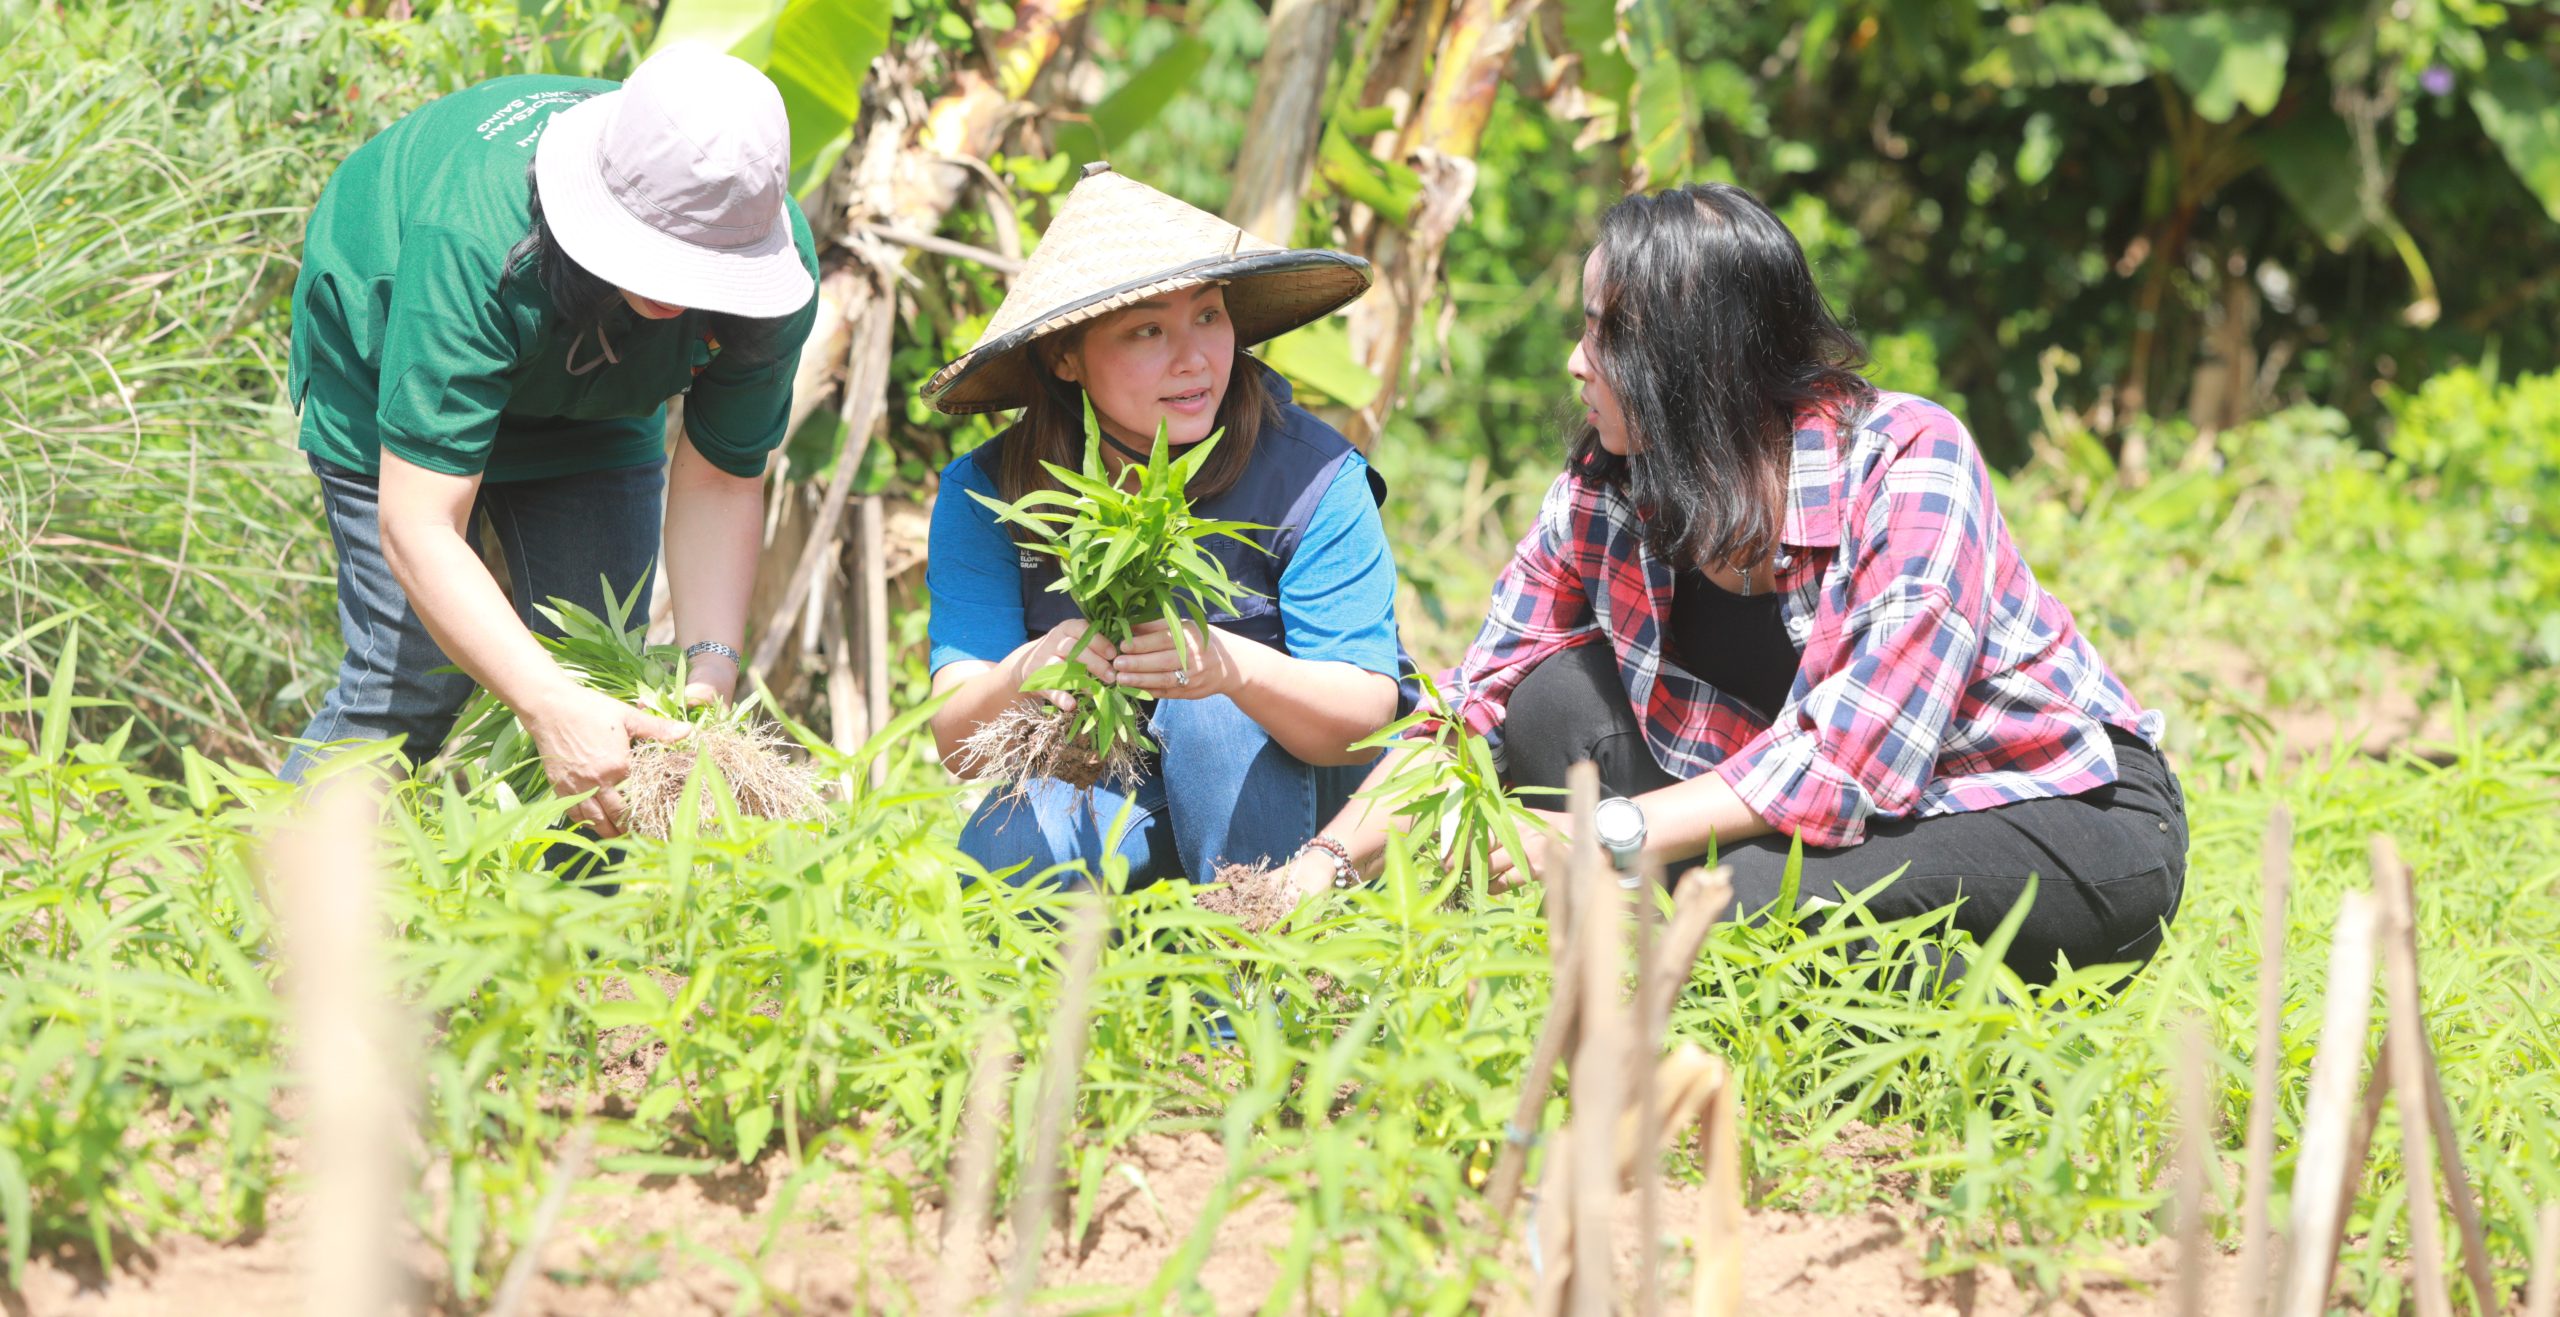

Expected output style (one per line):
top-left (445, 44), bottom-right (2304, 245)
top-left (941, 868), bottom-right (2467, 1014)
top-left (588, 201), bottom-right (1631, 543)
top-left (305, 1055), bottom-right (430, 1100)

top-left (1504, 643), bottom-right (2187, 984)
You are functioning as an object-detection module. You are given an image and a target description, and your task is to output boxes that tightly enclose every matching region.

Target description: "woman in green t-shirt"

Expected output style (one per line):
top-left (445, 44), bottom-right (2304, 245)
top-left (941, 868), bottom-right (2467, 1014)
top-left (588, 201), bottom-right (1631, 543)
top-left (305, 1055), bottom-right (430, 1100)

top-left (282, 45), bottom-right (818, 846)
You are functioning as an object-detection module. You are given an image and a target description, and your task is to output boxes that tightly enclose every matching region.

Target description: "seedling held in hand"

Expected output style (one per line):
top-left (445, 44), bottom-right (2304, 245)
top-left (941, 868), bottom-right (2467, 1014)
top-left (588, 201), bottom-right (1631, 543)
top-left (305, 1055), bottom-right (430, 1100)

top-left (963, 394), bottom-right (1266, 792)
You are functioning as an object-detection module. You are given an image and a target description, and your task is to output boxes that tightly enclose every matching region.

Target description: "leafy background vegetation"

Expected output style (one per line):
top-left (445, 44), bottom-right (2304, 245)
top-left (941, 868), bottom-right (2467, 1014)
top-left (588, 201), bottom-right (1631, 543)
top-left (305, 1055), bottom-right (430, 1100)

top-left (2, 0), bottom-right (2557, 1309)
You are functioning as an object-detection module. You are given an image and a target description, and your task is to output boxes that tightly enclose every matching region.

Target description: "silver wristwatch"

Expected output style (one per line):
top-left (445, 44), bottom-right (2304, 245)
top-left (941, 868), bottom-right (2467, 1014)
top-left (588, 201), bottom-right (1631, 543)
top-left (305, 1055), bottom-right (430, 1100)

top-left (1593, 796), bottom-right (1648, 887)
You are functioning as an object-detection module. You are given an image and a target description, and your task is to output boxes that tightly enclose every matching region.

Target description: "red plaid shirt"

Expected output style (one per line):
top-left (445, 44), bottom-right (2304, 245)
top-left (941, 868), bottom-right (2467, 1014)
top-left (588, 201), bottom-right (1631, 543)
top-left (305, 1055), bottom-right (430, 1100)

top-left (1445, 392), bottom-right (2162, 848)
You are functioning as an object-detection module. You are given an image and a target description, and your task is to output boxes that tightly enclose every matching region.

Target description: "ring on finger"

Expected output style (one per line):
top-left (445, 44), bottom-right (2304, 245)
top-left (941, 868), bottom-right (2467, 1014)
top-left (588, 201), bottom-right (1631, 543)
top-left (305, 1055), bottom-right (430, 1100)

top-left (1173, 666), bottom-right (1190, 687)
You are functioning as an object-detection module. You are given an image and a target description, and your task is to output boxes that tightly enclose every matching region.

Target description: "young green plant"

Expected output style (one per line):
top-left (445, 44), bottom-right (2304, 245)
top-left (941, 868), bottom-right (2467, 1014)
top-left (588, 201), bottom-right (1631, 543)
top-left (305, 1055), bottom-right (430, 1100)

top-left (962, 396), bottom-right (1266, 793)
top-left (440, 576), bottom-right (820, 839)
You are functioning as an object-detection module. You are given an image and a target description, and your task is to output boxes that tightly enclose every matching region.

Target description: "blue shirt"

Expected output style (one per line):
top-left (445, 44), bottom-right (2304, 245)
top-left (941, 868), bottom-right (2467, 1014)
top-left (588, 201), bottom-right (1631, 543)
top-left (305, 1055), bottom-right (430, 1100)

top-left (926, 415), bottom-right (1402, 682)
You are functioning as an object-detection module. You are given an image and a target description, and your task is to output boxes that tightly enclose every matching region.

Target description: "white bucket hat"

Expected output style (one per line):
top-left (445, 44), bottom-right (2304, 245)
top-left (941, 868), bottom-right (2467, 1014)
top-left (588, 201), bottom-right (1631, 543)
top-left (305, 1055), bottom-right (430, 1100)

top-left (924, 163), bottom-right (1372, 415)
top-left (533, 45), bottom-right (816, 319)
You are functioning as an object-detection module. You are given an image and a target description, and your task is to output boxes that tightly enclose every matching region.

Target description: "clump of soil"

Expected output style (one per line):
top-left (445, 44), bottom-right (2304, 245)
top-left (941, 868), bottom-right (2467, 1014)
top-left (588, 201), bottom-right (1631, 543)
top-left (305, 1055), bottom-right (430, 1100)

top-left (620, 721), bottom-right (823, 840)
top-left (960, 701), bottom-right (1141, 797)
top-left (1195, 861), bottom-right (1305, 933)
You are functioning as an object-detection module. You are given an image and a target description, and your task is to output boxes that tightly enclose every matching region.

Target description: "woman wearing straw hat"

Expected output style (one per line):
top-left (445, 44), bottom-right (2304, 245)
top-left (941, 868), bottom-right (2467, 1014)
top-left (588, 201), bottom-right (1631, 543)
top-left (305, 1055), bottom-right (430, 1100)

top-left (923, 163), bottom-right (1407, 888)
top-left (281, 46), bottom-right (818, 847)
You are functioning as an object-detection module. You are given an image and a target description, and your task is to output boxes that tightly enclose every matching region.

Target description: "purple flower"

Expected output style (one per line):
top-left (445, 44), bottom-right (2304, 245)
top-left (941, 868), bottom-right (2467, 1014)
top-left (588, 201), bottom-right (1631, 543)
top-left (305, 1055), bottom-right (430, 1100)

top-left (2422, 64), bottom-right (2455, 97)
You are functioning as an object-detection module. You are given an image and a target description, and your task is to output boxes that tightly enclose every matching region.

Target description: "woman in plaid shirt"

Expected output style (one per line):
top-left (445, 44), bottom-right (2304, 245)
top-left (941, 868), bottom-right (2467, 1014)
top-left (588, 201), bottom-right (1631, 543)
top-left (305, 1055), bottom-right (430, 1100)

top-left (1282, 183), bottom-right (2186, 983)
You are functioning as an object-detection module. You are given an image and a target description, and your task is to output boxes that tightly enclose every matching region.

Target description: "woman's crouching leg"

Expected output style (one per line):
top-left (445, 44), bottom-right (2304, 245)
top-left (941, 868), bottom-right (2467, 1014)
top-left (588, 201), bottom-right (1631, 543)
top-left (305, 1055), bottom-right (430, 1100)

top-left (958, 772), bottom-right (1177, 891)
top-left (1150, 695), bottom-right (1371, 880)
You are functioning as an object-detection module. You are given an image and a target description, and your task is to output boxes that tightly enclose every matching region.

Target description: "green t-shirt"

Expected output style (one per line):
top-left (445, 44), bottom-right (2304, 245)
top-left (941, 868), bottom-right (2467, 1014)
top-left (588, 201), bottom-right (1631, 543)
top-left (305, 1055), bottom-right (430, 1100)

top-left (288, 74), bottom-right (819, 482)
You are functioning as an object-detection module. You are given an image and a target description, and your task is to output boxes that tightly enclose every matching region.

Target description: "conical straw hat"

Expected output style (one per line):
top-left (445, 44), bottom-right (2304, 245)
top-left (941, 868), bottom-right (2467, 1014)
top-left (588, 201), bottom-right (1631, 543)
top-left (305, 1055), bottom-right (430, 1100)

top-left (924, 163), bottom-right (1372, 415)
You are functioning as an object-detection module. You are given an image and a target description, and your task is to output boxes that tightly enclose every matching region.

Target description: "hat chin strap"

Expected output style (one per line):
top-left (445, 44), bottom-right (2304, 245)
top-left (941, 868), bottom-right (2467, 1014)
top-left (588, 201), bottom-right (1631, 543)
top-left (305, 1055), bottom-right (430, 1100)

top-left (1095, 419), bottom-right (1155, 466)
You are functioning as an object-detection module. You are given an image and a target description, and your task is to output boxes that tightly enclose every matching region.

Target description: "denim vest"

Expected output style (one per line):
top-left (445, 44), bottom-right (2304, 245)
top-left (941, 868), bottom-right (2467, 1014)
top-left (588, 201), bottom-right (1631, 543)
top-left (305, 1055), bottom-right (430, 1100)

top-left (980, 366), bottom-right (1385, 651)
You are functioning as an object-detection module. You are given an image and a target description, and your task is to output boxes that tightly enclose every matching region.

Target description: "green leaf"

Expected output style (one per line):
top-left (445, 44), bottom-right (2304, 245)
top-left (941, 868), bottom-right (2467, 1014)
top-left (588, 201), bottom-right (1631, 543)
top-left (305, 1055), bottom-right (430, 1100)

top-left (2255, 107), bottom-right (2366, 250)
top-left (1170, 428), bottom-right (1224, 486)
top-left (1317, 123), bottom-right (1421, 227)
top-left (734, 1103), bottom-right (774, 1162)
top-left (1091, 533), bottom-right (1144, 594)
top-left (968, 488), bottom-right (1068, 541)
top-left (2015, 111), bottom-right (2060, 187)
top-left (585, 999), bottom-right (663, 1029)
top-left (2470, 51), bottom-right (2560, 224)
top-left (1961, 4), bottom-right (2145, 90)
top-left (1259, 318), bottom-right (1382, 409)
top-left (40, 619), bottom-right (79, 765)
top-left (1622, 0), bottom-right (1691, 185)
top-left (1019, 662), bottom-right (1091, 693)
top-left (764, 0), bottom-right (893, 175)
top-left (1054, 35), bottom-right (1211, 163)
top-left (633, 1085), bottom-right (686, 1126)
top-left (647, 0), bottom-right (785, 62)
top-left (1559, 0), bottom-right (1634, 101)
top-left (1628, 53), bottom-right (1692, 185)
top-left (0, 1147), bottom-right (29, 1289)
top-left (2144, 9), bottom-right (2290, 122)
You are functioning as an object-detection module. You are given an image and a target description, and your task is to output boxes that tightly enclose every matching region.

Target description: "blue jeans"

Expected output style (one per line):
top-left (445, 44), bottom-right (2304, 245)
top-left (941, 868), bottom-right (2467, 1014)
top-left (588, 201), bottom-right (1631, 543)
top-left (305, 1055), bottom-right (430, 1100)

top-left (281, 454), bottom-right (666, 783)
top-left (959, 694), bottom-right (1373, 889)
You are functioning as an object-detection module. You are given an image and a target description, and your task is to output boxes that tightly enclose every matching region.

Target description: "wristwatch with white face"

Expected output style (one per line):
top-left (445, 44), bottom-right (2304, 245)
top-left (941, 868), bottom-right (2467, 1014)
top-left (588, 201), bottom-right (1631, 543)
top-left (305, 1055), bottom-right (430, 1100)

top-left (1594, 796), bottom-right (1647, 881)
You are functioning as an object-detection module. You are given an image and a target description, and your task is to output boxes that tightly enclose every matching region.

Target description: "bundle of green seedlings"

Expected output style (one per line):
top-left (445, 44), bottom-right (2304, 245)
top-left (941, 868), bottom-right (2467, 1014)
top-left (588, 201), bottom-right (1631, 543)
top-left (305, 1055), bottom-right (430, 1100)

top-left (1197, 674), bottom-right (1558, 930)
top-left (441, 578), bottom-right (821, 839)
top-left (963, 396), bottom-right (1265, 793)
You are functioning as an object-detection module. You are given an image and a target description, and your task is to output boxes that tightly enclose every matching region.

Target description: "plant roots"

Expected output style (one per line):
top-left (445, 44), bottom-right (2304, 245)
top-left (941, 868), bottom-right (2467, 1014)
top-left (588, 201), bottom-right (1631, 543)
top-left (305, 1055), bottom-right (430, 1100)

top-left (620, 721), bottom-right (823, 840)
top-left (961, 702), bottom-right (1142, 798)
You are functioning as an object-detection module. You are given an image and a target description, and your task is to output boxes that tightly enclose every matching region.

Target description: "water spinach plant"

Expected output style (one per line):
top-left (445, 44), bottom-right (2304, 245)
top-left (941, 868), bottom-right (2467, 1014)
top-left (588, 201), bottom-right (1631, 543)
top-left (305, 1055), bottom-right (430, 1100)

top-left (440, 578), bottom-right (820, 838)
top-left (963, 396), bottom-right (1265, 791)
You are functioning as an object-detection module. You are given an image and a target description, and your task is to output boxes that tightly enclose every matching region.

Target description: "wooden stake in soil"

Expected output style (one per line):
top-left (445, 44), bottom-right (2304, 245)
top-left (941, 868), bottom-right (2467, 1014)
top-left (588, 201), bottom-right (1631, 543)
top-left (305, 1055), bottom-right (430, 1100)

top-left (823, 579), bottom-right (863, 761)
top-left (1628, 865), bottom-right (1733, 1090)
top-left (2237, 804), bottom-right (2291, 1317)
top-left (933, 1020), bottom-right (1017, 1317)
top-left (2374, 844), bottom-right (2500, 1316)
top-left (269, 777), bottom-right (414, 1317)
top-left (1565, 764), bottom-right (1623, 1317)
top-left (2527, 1201), bottom-right (2560, 1317)
top-left (1633, 857), bottom-right (1667, 1317)
top-left (1691, 1060), bottom-right (1743, 1317)
top-left (2335, 1051), bottom-right (2390, 1282)
top-left (2171, 1014), bottom-right (2213, 1317)
top-left (852, 492), bottom-right (891, 790)
top-left (1486, 776), bottom-right (1591, 1226)
top-left (1002, 902), bottom-right (1107, 1315)
top-left (2372, 836), bottom-right (2454, 1317)
top-left (2278, 890), bottom-right (2380, 1317)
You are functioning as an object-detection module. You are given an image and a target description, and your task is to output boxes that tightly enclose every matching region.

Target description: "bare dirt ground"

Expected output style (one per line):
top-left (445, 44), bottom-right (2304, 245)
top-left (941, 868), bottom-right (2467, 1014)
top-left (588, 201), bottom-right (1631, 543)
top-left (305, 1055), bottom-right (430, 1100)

top-left (14, 1129), bottom-right (2238, 1316)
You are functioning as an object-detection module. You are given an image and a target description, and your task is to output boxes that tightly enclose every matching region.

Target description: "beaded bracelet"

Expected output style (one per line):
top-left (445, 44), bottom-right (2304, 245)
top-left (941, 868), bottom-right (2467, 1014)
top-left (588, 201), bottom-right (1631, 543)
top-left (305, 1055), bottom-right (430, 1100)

top-left (1298, 834), bottom-right (1362, 889)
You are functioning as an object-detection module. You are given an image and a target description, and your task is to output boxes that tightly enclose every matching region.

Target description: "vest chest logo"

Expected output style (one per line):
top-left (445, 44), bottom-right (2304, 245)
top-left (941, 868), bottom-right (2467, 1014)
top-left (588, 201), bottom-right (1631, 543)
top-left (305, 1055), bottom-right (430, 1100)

top-left (1019, 549), bottom-right (1040, 569)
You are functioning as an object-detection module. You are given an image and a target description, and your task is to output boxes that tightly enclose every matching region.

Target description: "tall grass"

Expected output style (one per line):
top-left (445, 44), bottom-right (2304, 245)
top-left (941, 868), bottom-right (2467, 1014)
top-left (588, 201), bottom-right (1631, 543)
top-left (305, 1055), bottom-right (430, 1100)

top-left (0, 0), bottom-right (644, 769)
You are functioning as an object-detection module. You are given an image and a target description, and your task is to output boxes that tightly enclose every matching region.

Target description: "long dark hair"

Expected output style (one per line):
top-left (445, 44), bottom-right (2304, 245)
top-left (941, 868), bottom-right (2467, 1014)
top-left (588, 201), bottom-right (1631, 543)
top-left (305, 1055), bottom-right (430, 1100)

top-left (1572, 182), bottom-right (1874, 569)
top-left (504, 160), bottom-right (784, 362)
top-left (994, 324), bottom-right (1272, 505)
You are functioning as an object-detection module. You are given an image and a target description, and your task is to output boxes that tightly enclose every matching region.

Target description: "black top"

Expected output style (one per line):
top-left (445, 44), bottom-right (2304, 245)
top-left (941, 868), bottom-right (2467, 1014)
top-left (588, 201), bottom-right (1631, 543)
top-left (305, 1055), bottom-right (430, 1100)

top-left (1665, 566), bottom-right (1802, 719)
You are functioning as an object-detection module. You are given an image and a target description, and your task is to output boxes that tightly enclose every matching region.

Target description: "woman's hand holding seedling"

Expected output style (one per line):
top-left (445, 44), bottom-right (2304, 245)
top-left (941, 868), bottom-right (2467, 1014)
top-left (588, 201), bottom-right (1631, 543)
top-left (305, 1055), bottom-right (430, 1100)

top-left (953, 401), bottom-right (1270, 792)
top-left (1111, 617), bottom-right (1250, 699)
top-left (520, 680), bottom-right (692, 838)
top-left (1009, 619), bottom-right (1121, 712)
top-left (1483, 806), bottom-right (1571, 890)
